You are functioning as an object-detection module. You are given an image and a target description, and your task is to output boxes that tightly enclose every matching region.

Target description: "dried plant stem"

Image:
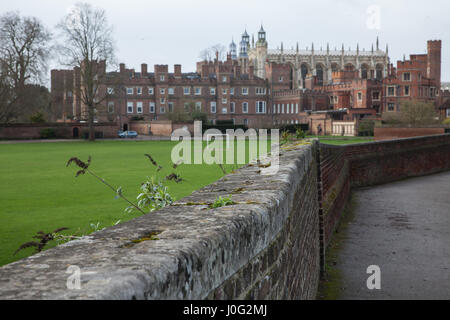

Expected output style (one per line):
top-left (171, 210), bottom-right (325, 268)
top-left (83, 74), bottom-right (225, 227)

top-left (86, 169), bottom-right (145, 214)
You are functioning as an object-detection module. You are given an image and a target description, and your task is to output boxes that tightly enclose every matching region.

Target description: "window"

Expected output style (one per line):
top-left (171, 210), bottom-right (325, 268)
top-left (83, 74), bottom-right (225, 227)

top-left (291, 104), bottom-right (294, 114)
top-left (404, 86), bottom-right (410, 96)
top-left (256, 101), bottom-right (266, 113)
top-left (373, 91), bottom-right (380, 101)
top-left (222, 108), bottom-right (227, 114)
top-left (107, 102), bottom-right (114, 113)
top-left (403, 73), bottom-right (411, 81)
top-left (168, 102), bottom-right (174, 112)
top-left (107, 87), bottom-right (114, 95)
top-left (160, 75), bottom-right (165, 81)
top-left (230, 102), bottom-right (235, 113)
top-left (295, 104), bottom-right (299, 113)
top-left (160, 97), bottom-right (165, 104)
top-left (387, 86), bottom-right (395, 97)
top-left (279, 76), bottom-right (283, 82)
top-left (126, 87), bottom-right (133, 95)
top-left (148, 87), bottom-right (154, 95)
top-left (149, 102), bottom-right (155, 113)
top-left (67, 91), bottom-right (72, 97)
top-left (222, 88), bottom-right (227, 95)
top-left (242, 102), bottom-right (248, 113)
top-left (127, 102), bottom-right (133, 113)
top-left (195, 87), bottom-right (201, 95)
top-left (160, 88), bottom-right (165, 95)
top-left (242, 87), bottom-right (248, 95)
top-left (137, 102), bottom-right (143, 113)
top-left (210, 87), bottom-right (216, 95)
top-left (447, 109), bottom-right (450, 118)
top-left (281, 104), bottom-right (284, 114)
top-left (210, 102), bottom-right (216, 113)
top-left (430, 87), bottom-right (436, 97)
top-left (222, 98), bottom-right (227, 104)
top-left (357, 92), bottom-right (363, 101)
top-left (183, 87), bottom-right (190, 95)
top-left (195, 102), bottom-right (201, 111)
top-left (184, 102), bottom-right (191, 112)
top-left (168, 87), bottom-right (174, 95)
top-left (256, 87), bottom-right (266, 95)
top-left (243, 119), bottom-right (248, 125)
top-left (387, 103), bottom-right (395, 112)
top-left (137, 87), bottom-right (142, 95)
top-left (160, 107), bottom-right (165, 113)
top-left (277, 104), bottom-right (280, 114)
top-left (230, 88), bottom-right (234, 95)
top-left (222, 76), bottom-right (227, 83)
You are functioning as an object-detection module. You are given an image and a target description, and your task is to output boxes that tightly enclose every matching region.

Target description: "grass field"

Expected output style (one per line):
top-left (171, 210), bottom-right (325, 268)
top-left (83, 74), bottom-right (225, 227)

top-left (0, 136), bottom-right (372, 266)
top-left (311, 136), bottom-right (374, 145)
top-left (0, 139), bottom-right (258, 266)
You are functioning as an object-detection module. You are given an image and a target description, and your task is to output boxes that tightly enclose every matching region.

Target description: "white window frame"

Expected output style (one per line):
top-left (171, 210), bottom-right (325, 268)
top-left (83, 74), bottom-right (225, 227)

top-left (195, 101), bottom-right (202, 111)
top-left (222, 98), bottom-right (227, 104)
top-left (149, 102), bottom-right (155, 113)
top-left (127, 102), bottom-right (133, 113)
top-left (136, 102), bottom-right (143, 114)
top-left (242, 87), bottom-right (248, 95)
top-left (137, 87), bottom-right (142, 95)
top-left (160, 97), bottom-right (165, 104)
top-left (210, 101), bottom-right (216, 113)
top-left (222, 107), bottom-right (227, 114)
top-left (126, 87), bottom-right (133, 95)
top-left (446, 108), bottom-right (450, 118)
top-left (168, 102), bottom-right (174, 112)
top-left (160, 88), bottom-right (165, 95)
top-left (107, 87), bottom-right (114, 95)
top-left (403, 72), bottom-right (411, 82)
top-left (194, 87), bottom-right (201, 95)
top-left (168, 87), bottom-right (174, 95)
top-left (358, 92), bottom-right (363, 101)
top-left (148, 87), bottom-right (154, 95)
top-left (242, 102), bottom-right (248, 113)
top-left (210, 87), bottom-right (216, 95)
top-left (387, 103), bottom-right (395, 112)
top-left (222, 76), bottom-right (227, 83)
top-left (295, 103), bottom-right (299, 113)
top-left (387, 86), bottom-right (396, 97)
top-left (183, 87), bottom-right (190, 95)
top-left (256, 101), bottom-right (266, 114)
top-left (230, 88), bottom-right (234, 95)
top-left (160, 75), bottom-right (165, 81)
top-left (230, 102), bottom-right (235, 113)
top-left (160, 106), bottom-right (165, 113)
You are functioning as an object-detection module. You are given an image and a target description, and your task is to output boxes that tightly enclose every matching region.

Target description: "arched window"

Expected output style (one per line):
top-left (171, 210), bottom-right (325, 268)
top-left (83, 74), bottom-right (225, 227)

top-left (316, 64), bottom-right (324, 85)
top-left (300, 64), bottom-right (308, 88)
top-left (376, 64), bottom-right (384, 80)
top-left (361, 64), bottom-right (369, 79)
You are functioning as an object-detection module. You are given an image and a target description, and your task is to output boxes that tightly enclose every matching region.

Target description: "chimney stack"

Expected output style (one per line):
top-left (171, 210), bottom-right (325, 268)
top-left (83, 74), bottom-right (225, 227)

top-left (174, 64), bottom-right (182, 78)
top-left (141, 63), bottom-right (147, 76)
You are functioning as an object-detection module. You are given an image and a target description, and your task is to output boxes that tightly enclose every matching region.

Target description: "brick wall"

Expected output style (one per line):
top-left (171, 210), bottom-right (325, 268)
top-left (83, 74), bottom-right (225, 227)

top-left (319, 134), bottom-right (450, 244)
top-left (374, 127), bottom-right (445, 141)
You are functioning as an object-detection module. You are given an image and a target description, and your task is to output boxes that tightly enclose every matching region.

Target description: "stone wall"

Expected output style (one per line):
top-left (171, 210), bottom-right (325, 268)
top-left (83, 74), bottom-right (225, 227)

top-left (0, 141), bottom-right (321, 300)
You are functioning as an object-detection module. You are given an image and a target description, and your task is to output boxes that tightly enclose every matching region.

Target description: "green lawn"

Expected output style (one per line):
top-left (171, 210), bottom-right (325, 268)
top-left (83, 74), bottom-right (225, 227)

top-left (0, 140), bottom-right (259, 266)
top-left (309, 136), bottom-right (374, 145)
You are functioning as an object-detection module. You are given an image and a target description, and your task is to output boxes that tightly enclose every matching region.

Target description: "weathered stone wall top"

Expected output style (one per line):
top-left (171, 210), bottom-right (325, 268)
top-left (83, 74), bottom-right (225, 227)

top-left (0, 141), bottom-right (319, 300)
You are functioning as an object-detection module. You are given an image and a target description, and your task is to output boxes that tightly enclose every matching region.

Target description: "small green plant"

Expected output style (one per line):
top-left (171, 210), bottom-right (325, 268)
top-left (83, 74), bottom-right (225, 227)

top-left (443, 118), bottom-right (450, 125)
top-left (210, 195), bottom-right (235, 209)
top-left (126, 177), bottom-right (174, 214)
top-left (14, 227), bottom-right (69, 255)
top-left (40, 128), bottom-right (56, 139)
top-left (295, 128), bottom-right (306, 140)
top-left (67, 156), bottom-right (145, 214)
top-left (281, 130), bottom-right (291, 144)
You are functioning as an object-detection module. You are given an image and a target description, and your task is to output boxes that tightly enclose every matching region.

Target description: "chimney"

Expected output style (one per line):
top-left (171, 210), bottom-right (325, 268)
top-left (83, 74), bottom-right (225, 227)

top-left (174, 64), bottom-right (182, 78)
top-left (141, 63), bottom-right (148, 76)
top-left (119, 63), bottom-right (125, 73)
top-left (201, 65), bottom-right (209, 78)
top-left (249, 65), bottom-right (254, 79)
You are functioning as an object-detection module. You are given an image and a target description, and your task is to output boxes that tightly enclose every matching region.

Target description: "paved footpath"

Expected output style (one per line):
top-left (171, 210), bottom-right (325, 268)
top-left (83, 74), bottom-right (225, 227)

top-left (336, 171), bottom-right (450, 300)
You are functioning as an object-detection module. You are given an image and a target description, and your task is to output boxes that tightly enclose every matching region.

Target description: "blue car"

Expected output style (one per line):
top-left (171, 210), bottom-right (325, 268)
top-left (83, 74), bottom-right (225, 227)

top-left (118, 130), bottom-right (138, 138)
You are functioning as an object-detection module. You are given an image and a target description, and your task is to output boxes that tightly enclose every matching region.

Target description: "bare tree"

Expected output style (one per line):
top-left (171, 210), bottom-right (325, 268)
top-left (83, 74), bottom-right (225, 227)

top-left (0, 11), bottom-right (52, 123)
top-left (56, 2), bottom-right (115, 141)
top-left (199, 43), bottom-right (227, 62)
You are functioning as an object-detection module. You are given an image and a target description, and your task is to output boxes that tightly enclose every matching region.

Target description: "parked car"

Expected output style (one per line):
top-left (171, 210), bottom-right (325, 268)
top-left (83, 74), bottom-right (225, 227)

top-left (118, 130), bottom-right (138, 138)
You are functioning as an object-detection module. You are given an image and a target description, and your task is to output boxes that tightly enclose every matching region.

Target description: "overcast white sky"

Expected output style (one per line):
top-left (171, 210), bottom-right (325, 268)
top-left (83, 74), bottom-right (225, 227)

top-left (2, 0), bottom-right (450, 83)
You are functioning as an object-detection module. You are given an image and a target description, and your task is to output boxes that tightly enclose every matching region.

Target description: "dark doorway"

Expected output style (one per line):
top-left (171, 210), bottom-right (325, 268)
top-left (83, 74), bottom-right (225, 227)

top-left (123, 123), bottom-right (128, 131)
top-left (73, 127), bottom-right (79, 138)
